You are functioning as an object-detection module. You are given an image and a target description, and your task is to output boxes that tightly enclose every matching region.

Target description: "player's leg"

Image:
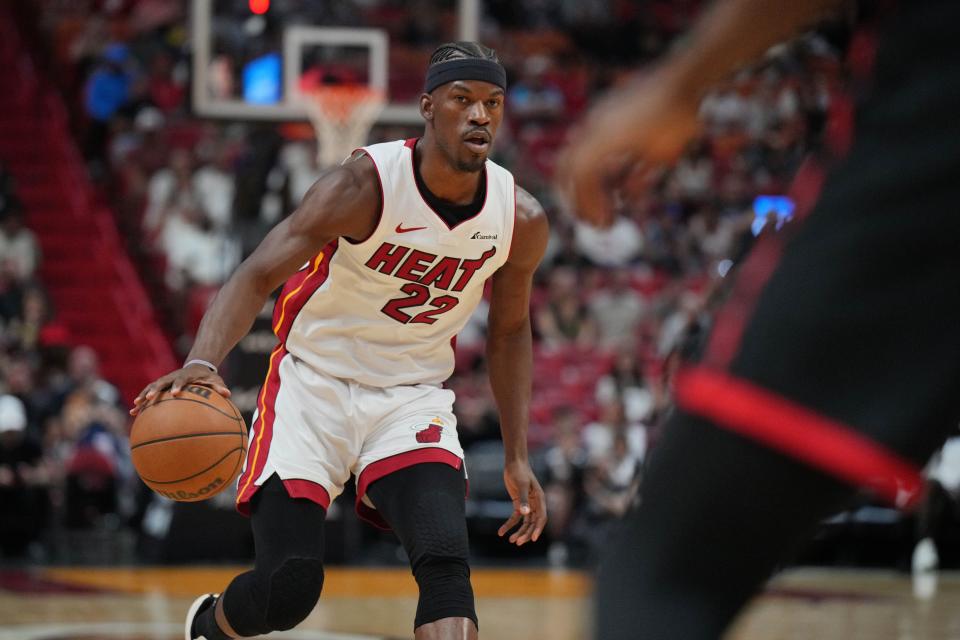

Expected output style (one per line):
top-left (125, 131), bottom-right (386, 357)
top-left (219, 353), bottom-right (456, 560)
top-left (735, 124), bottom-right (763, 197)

top-left (597, 194), bottom-right (960, 638)
top-left (596, 10), bottom-right (960, 631)
top-left (190, 353), bottom-right (357, 639)
top-left (597, 219), bottom-right (960, 639)
top-left (189, 474), bottom-right (327, 639)
top-left (596, 411), bottom-right (855, 639)
top-left (366, 463), bottom-right (477, 639)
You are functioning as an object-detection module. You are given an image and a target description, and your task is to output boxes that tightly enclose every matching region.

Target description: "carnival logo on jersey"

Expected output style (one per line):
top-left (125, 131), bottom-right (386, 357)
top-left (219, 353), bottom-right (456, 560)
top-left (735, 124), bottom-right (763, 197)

top-left (365, 242), bottom-right (497, 292)
top-left (470, 231), bottom-right (498, 240)
top-left (414, 416), bottom-right (447, 443)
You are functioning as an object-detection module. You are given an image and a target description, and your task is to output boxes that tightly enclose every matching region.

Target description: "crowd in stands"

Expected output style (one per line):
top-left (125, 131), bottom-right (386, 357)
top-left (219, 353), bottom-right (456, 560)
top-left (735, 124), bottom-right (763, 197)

top-left (3, 0), bottom-right (848, 564)
top-left (0, 162), bottom-right (141, 561)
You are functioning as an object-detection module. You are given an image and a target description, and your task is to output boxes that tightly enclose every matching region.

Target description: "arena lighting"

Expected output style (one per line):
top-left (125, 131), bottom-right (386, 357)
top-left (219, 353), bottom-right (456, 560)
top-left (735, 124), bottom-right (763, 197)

top-left (249, 0), bottom-right (269, 15)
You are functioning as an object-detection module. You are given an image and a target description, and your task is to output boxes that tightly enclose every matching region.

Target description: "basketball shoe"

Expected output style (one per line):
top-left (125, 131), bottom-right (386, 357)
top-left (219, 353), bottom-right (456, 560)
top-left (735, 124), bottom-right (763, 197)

top-left (185, 593), bottom-right (219, 640)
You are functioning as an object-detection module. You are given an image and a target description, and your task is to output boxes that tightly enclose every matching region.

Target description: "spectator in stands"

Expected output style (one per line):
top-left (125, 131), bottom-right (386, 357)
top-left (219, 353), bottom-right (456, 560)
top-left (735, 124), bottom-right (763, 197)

top-left (581, 432), bottom-right (641, 556)
top-left (542, 406), bottom-right (588, 566)
top-left (83, 43), bottom-right (135, 168)
top-left (60, 383), bottom-right (133, 529)
top-left (508, 55), bottom-right (566, 124)
top-left (193, 142), bottom-right (237, 232)
top-left (67, 345), bottom-right (120, 408)
top-left (595, 351), bottom-right (654, 424)
top-left (542, 221), bottom-right (593, 272)
top-left (0, 200), bottom-right (40, 282)
top-left (0, 394), bottom-right (51, 558)
top-left (278, 141), bottom-right (322, 206)
top-left (144, 147), bottom-right (195, 239)
top-left (146, 50), bottom-right (185, 114)
top-left (109, 106), bottom-right (166, 168)
top-left (672, 138), bottom-right (714, 203)
top-left (582, 399), bottom-right (647, 466)
top-left (688, 205), bottom-right (745, 264)
top-left (656, 290), bottom-right (704, 357)
top-left (535, 266), bottom-right (597, 349)
top-left (588, 268), bottom-right (648, 349)
top-left (160, 201), bottom-right (241, 291)
top-left (11, 286), bottom-right (53, 355)
top-left (573, 214), bottom-right (643, 267)
top-left (0, 260), bottom-right (24, 341)
top-left (2, 354), bottom-right (42, 434)
top-left (589, 433), bottom-right (641, 512)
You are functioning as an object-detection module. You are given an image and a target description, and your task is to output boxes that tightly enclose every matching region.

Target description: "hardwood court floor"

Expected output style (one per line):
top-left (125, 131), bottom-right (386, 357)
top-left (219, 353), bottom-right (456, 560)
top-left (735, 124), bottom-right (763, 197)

top-left (1, 566), bottom-right (960, 639)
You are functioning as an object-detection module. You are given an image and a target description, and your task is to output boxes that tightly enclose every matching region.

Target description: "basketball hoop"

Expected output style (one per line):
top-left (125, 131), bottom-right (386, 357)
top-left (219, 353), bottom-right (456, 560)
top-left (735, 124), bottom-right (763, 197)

top-left (301, 84), bottom-right (386, 168)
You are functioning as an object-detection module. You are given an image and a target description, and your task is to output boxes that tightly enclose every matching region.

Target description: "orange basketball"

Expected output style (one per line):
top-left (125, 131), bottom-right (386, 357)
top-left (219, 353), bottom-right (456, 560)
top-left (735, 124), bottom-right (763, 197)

top-left (130, 384), bottom-right (247, 502)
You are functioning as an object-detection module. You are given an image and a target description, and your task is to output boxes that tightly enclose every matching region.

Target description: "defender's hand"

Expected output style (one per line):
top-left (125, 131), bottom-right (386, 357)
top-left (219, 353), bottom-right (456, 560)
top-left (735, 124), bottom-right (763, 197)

top-left (498, 460), bottom-right (548, 546)
top-left (130, 364), bottom-right (230, 416)
top-left (557, 69), bottom-right (701, 228)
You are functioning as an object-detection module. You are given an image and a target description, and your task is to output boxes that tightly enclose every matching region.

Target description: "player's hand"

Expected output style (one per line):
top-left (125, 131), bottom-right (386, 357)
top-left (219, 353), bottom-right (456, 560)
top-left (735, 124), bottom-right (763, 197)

top-left (130, 364), bottom-right (230, 416)
top-left (499, 459), bottom-right (548, 546)
top-left (557, 67), bottom-right (701, 228)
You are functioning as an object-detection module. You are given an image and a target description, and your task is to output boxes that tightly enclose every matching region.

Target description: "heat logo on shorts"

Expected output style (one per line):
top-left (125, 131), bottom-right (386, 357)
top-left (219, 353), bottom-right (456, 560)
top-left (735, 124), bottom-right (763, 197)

top-left (414, 417), bottom-right (446, 443)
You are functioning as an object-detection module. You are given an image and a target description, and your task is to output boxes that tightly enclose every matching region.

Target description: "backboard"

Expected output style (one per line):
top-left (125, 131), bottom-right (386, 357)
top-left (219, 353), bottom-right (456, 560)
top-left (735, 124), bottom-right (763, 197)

top-left (190, 0), bottom-right (480, 125)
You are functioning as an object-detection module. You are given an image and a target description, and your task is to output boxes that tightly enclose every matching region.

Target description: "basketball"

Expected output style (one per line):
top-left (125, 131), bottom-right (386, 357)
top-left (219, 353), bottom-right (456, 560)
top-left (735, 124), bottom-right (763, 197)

top-left (130, 384), bottom-right (247, 502)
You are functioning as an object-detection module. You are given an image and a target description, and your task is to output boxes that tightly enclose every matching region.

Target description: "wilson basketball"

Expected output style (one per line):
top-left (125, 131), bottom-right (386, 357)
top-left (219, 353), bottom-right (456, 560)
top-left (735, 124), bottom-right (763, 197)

top-left (130, 384), bottom-right (247, 502)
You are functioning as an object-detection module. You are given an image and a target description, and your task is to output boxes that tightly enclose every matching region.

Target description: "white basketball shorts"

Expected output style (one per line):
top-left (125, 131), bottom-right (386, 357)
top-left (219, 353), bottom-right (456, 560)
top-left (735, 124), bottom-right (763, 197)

top-left (235, 346), bottom-right (465, 529)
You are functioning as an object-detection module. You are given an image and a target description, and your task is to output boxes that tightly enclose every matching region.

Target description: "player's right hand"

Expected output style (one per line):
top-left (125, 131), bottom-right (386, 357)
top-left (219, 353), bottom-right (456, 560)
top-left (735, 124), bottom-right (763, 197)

top-left (130, 364), bottom-right (231, 416)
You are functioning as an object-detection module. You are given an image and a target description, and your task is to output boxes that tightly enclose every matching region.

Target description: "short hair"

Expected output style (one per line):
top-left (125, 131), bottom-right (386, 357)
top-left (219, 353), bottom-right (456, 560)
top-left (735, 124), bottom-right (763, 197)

top-left (428, 41), bottom-right (500, 67)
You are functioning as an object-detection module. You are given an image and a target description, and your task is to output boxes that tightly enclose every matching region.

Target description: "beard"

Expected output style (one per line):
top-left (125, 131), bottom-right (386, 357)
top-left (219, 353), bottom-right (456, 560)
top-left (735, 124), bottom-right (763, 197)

top-left (437, 136), bottom-right (487, 173)
top-left (455, 154), bottom-right (486, 172)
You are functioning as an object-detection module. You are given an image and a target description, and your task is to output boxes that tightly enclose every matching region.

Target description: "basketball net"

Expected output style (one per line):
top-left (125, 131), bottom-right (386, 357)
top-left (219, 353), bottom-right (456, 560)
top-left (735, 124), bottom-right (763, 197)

top-left (301, 84), bottom-right (385, 168)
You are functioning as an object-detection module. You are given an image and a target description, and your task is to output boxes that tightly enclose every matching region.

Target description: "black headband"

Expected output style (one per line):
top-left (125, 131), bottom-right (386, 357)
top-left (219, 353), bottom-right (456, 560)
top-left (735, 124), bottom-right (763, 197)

top-left (425, 59), bottom-right (507, 93)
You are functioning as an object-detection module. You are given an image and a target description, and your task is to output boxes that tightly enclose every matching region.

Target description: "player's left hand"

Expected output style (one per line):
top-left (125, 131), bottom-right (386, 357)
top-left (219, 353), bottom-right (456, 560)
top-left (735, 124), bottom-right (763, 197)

top-left (499, 459), bottom-right (548, 546)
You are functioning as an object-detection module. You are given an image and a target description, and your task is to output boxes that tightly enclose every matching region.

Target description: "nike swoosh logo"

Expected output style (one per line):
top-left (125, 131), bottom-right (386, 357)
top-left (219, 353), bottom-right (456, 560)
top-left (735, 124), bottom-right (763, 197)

top-left (396, 223), bottom-right (428, 234)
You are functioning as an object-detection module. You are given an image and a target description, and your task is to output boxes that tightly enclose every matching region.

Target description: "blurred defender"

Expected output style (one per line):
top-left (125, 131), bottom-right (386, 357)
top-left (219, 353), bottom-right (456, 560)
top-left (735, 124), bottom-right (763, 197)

top-left (561, 0), bottom-right (960, 638)
top-left (132, 42), bottom-right (549, 640)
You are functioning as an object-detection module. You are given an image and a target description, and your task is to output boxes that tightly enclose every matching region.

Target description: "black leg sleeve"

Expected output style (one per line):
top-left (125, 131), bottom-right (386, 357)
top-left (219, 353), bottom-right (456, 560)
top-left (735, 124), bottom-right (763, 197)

top-left (215, 475), bottom-right (327, 636)
top-left (366, 462), bottom-right (477, 630)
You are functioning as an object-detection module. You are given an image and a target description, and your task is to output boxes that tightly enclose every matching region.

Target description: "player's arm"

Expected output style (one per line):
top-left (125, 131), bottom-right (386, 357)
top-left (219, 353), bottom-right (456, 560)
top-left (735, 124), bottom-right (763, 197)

top-left (487, 186), bottom-right (549, 546)
top-left (560, 0), bottom-right (846, 226)
top-left (131, 154), bottom-right (380, 414)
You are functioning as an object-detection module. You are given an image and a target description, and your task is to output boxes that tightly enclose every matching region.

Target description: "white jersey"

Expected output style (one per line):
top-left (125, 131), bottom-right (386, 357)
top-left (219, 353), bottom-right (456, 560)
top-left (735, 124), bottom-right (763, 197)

top-left (273, 138), bottom-right (516, 387)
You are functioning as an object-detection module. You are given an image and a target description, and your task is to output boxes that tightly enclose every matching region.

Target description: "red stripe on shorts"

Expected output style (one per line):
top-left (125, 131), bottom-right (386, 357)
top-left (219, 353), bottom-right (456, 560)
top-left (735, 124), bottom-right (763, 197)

top-left (675, 366), bottom-right (925, 508)
top-left (235, 343), bottom-right (287, 515)
top-left (282, 478), bottom-right (331, 510)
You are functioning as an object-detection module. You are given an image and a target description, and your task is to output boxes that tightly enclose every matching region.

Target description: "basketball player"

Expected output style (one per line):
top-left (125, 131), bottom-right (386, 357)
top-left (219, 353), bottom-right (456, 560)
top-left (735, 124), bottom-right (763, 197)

top-left (560, 0), bottom-right (960, 638)
top-left (132, 42), bottom-right (549, 640)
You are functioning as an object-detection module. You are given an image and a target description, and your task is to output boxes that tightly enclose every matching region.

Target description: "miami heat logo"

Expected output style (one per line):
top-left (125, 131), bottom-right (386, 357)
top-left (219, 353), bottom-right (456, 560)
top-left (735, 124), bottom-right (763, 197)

top-left (415, 417), bottom-right (446, 443)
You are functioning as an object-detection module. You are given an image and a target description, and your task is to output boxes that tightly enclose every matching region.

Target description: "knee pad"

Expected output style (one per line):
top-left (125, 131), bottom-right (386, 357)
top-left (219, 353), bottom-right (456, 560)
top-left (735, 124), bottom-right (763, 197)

top-left (265, 557), bottom-right (325, 631)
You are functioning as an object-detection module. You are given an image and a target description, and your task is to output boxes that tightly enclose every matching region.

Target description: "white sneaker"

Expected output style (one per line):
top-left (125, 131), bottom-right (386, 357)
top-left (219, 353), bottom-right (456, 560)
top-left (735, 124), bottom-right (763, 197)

top-left (184, 593), bottom-right (218, 640)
